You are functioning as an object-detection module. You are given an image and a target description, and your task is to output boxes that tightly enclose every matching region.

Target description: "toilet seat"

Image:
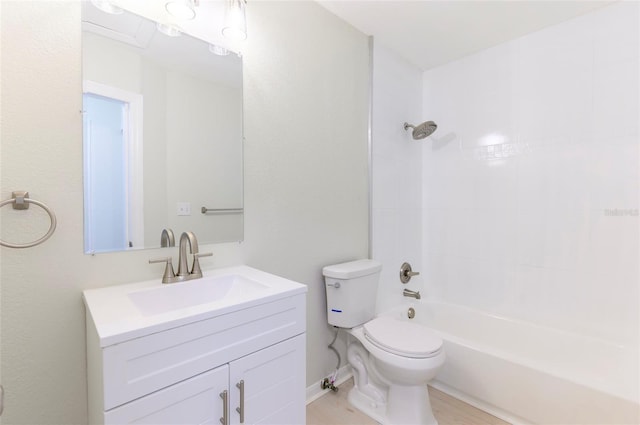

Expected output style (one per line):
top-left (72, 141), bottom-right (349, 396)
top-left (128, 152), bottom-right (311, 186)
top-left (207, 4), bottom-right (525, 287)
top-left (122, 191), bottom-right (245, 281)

top-left (363, 316), bottom-right (442, 358)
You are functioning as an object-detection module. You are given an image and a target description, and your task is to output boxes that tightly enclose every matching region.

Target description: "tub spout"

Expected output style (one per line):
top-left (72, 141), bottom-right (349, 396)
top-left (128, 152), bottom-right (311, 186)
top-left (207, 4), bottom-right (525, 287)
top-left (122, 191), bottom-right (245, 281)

top-left (403, 289), bottom-right (421, 299)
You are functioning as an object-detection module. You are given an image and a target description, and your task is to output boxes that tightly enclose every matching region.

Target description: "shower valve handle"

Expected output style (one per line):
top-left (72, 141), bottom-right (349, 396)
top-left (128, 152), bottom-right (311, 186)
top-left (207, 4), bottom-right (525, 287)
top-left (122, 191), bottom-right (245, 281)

top-left (400, 262), bottom-right (419, 283)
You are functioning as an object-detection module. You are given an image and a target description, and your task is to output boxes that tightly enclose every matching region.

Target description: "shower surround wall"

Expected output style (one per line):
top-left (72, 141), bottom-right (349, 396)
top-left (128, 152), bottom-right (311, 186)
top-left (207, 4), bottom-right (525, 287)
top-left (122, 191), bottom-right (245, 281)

top-left (371, 42), bottom-right (424, 314)
top-left (422, 2), bottom-right (638, 348)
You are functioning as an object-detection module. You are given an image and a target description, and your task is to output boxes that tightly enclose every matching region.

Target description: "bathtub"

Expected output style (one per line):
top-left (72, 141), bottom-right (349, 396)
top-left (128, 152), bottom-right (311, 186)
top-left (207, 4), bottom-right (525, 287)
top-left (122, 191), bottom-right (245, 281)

top-left (384, 301), bottom-right (639, 425)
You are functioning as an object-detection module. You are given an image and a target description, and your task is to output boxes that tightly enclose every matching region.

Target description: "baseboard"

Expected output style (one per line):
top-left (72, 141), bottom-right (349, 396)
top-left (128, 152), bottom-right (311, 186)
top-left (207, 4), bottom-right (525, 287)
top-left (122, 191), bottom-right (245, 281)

top-left (306, 365), bottom-right (352, 405)
top-left (430, 380), bottom-right (532, 425)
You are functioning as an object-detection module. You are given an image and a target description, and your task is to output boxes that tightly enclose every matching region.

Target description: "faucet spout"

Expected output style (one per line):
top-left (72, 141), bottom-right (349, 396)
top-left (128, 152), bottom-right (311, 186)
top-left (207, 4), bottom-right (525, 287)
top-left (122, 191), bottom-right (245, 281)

top-left (160, 228), bottom-right (175, 247)
top-left (150, 231), bottom-right (211, 283)
top-left (403, 288), bottom-right (421, 300)
top-left (177, 231), bottom-right (199, 277)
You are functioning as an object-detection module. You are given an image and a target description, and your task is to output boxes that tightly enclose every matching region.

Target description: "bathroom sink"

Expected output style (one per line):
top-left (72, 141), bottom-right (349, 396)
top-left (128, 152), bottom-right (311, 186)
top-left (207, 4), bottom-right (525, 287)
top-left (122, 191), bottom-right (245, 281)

top-left (127, 274), bottom-right (270, 316)
top-left (83, 265), bottom-right (307, 346)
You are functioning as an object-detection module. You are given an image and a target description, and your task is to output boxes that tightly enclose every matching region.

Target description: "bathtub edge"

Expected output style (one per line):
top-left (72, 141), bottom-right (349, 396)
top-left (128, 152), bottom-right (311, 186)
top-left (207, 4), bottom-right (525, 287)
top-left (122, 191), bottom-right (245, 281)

top-left (430, 380), bottom-right (533, 425)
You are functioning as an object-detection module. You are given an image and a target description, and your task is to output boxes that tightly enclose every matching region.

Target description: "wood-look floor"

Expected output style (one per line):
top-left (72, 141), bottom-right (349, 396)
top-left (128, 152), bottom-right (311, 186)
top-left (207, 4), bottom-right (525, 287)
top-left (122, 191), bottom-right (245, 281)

top-left (307, 378), bottom-right (510, 425)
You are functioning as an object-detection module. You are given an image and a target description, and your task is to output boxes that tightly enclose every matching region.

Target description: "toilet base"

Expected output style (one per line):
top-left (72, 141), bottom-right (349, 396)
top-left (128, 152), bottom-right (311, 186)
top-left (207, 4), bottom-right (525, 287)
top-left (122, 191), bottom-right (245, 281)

top-left (348, 382), bottom-right (438, 425)
top-left (348, 386), bottom-right (387, 424)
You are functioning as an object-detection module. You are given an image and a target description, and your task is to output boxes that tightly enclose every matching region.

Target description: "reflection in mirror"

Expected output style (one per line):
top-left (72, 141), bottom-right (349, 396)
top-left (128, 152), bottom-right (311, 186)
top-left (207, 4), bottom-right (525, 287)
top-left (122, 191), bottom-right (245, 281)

top-left (82, 3), bottom-right (243, 254)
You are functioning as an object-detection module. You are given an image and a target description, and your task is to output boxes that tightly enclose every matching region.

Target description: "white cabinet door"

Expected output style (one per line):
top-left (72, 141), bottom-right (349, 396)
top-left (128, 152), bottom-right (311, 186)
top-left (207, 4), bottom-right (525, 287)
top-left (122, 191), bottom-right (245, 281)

top-left (105, 365), bottom-right (229, 424)
top-left (100, 295), bottom-right (305, 410)
top-left (229, 335), bottom-right (305, 425)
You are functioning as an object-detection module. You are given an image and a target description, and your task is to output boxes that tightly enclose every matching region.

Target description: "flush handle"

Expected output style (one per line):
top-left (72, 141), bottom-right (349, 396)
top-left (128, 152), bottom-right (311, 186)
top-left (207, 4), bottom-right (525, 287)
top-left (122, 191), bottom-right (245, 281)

top-left (400, 262), bottom-right (419, 284)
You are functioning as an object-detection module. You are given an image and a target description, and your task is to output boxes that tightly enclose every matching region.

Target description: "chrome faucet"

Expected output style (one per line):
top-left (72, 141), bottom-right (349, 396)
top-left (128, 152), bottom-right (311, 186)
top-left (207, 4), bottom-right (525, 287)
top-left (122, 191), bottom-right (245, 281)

top-left (149, 231), bottom-right (212, 284)
top-left (403, 288), bottom-right (421, 300)
top-left (160, 228), bottom-right (175, 247)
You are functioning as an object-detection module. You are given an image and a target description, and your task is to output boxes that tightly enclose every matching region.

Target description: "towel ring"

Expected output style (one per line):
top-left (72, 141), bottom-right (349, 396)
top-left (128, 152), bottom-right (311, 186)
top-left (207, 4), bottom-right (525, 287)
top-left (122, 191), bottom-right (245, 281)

top-left (0, 191), bottom-right (57, 249)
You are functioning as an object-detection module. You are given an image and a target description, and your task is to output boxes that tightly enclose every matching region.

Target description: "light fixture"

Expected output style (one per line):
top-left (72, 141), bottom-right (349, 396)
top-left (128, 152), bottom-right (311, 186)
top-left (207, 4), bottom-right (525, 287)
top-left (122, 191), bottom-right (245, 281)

top-left (209, 44), bottom-right (230, 56)
top-left (90, 0), bottom-right (123, 15)
top-left (222, 0), bottom-right (247, 41)
top-left (156, 22), bottom-right (182, 37)
top-left (165, 0), bottom-right (196, 21)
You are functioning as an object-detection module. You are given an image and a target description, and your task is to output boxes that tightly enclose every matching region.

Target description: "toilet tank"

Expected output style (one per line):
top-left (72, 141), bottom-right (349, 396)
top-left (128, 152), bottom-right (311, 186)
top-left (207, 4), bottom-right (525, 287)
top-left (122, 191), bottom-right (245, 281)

top-left (323, 259), bottom-right (382, 328)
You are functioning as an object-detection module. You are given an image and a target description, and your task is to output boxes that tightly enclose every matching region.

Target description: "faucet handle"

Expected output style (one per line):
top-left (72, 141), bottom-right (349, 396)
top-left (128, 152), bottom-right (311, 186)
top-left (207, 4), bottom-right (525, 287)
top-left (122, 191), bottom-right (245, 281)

top-left (191, 252), bottom-right (213, 276)
top-left (400, 262), bottom-right (420, 283)
top-left (149, 257), bottom-right (176, 283)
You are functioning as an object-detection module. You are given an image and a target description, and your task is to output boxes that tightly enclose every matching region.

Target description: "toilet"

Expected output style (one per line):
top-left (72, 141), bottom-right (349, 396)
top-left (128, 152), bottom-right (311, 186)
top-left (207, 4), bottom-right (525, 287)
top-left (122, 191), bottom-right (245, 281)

top-left (323, 259), bottom-right (445, 425)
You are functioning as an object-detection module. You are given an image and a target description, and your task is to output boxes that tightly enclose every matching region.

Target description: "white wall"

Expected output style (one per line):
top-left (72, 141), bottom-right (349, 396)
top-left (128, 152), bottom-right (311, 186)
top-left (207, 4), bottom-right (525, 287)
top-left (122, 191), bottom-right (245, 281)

top-left (0, 1), bottom-right (368, 423)
top-left (422, 1), bottom-right (639, 346)
top-left (241, 1), bottom-right (370, 387)
top-left (371, 42), bottom-right (425, 313)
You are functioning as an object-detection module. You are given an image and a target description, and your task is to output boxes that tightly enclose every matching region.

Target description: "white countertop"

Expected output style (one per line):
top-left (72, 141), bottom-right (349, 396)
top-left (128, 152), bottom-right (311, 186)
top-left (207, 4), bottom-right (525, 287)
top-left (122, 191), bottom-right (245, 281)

top-left (83, 265), bottom-right (307, 347)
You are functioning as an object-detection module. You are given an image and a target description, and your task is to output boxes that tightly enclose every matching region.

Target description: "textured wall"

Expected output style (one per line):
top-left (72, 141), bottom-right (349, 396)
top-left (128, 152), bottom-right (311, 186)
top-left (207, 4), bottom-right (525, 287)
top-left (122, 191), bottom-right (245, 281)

top-left (241, 1), bottom-right (370, 387)
top-left (0, 1), bottom-right (368, 423)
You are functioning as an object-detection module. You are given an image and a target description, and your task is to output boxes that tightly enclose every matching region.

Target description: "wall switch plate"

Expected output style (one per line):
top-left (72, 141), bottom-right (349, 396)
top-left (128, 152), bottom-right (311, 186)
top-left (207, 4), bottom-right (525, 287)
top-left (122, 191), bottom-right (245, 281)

top-left (177, 202), bottom-right (191, 216)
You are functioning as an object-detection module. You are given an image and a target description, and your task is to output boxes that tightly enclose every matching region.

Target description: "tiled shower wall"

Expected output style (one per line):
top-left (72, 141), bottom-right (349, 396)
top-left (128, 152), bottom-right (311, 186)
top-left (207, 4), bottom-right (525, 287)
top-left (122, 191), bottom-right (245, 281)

top-left (422, 1), bottom-right (639, 344)
top-left (371, 42), bottom-right (425, 314)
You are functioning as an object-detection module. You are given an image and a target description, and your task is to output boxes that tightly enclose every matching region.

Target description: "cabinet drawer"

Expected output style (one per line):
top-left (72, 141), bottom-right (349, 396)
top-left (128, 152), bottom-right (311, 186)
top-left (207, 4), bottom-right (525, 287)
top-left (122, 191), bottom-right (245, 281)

top-left (104, 365), bottom-right (228, 424)
top-left (102, 294), bottom-right (305, 410)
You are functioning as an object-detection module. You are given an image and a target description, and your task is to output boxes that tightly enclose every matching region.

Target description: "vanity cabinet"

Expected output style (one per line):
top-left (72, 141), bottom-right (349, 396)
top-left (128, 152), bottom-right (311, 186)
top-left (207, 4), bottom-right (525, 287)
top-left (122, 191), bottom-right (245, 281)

top-left (104, 335), bottom-right (305, 425)
top-left (104, 364), bottom-right (228, 424)
top-left (84, 276), bottom-right (306, 425)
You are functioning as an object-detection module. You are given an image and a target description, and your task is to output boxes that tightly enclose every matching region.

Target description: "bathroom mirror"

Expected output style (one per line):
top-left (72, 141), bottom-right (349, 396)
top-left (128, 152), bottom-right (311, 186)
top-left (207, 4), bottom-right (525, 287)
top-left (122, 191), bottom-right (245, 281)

top-left (82, 3), bottom-right (243, 254)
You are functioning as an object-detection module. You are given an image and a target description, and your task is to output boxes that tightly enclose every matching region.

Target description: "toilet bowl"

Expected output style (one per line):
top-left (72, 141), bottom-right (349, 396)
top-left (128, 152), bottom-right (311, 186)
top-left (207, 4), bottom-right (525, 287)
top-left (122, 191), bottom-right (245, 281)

top-left (346, 317), bottom-right (445, 425)
top-left (323, 260), bottom-right (445, 425)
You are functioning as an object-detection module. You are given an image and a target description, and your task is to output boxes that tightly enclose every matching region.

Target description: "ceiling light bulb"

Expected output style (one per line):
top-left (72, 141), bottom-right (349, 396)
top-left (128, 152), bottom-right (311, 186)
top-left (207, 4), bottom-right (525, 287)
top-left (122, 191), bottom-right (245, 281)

top-left (156, 22), bottom-right (182, 37)
top-left (222, 0), bottom-right (247, 41)
top-left (90, 0), bottom-right (123, 15)
top-left (165, 0), bottom-right (196, 21)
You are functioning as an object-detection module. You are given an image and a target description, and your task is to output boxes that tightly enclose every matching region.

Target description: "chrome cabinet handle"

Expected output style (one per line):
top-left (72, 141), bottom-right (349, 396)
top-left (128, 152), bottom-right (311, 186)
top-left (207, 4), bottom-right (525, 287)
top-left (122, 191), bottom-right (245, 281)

top-left (220, 390), bottom-right (228, 425)
top-left (236, 380), bottom-right (245, 423)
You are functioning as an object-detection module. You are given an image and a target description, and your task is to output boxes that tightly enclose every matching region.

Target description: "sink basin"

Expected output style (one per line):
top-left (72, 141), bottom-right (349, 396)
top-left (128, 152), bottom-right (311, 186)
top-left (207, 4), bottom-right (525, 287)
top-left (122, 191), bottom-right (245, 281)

top-left (83, 265), bottom-right (307, 346)
top-left (127, 274), bottom-right (270, 316)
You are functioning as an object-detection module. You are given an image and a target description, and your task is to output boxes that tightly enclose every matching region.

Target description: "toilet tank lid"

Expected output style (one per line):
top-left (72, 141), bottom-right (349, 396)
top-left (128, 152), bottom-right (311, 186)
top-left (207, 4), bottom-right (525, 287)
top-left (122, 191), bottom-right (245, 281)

top-left (322, 259), bottom-right (382, 279)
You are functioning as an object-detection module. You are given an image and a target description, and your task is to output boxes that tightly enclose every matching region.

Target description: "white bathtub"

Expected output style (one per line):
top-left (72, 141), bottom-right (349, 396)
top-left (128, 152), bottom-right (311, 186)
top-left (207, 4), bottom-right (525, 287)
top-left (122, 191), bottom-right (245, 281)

top-left (384, 301), bottom-right (640, 425)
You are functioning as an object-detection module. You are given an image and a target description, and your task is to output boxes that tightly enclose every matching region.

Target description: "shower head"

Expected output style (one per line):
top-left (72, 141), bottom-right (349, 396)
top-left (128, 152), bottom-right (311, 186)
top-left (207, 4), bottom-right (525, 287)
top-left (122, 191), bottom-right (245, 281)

top-left (404, 121), bottom-right (437, 140)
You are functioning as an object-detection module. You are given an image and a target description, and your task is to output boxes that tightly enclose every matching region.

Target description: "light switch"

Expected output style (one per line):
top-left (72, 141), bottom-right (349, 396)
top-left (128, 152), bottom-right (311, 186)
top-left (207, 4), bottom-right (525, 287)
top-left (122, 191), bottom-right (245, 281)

top-left (177, 202), bottom-right (191, 216)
